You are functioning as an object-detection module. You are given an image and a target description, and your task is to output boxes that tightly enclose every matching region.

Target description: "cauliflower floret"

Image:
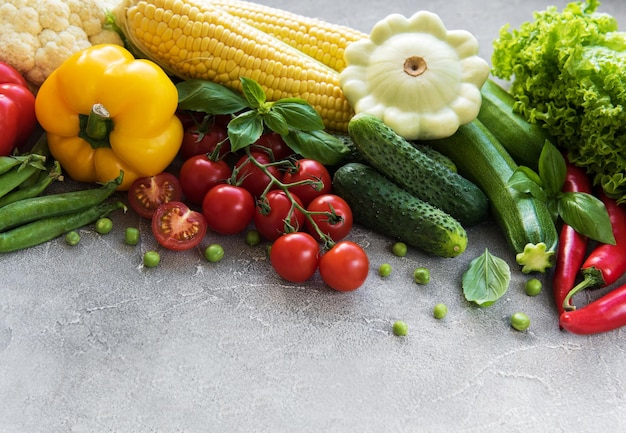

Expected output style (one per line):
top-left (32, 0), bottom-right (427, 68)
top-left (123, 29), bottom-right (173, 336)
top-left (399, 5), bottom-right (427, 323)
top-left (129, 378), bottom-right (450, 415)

top-left (0, 0), bottom-right (124, 87)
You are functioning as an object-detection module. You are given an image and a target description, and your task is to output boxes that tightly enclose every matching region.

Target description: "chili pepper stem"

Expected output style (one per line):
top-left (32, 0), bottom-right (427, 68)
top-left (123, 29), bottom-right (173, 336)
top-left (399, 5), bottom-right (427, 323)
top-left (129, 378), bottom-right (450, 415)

top-left (562, 268), bottom-right (606, 311)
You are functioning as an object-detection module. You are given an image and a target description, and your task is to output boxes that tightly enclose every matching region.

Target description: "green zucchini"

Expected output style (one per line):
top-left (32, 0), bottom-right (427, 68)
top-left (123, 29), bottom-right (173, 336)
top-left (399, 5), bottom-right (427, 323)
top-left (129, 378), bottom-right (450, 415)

top-left (332, 162), bottom-right (467, 258)
top-left (478, 79), bottom-right (554, 170)
top-left (424, 120), bottom-right (558, 270)
top-left (348, 113), bottom-right (488, 228)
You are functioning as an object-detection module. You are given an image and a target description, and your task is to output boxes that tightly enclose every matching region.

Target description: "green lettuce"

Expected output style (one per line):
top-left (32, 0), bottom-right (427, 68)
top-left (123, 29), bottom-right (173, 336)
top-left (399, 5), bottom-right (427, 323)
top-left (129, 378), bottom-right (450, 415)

top-left (492, 0), bottom-right (626, 203)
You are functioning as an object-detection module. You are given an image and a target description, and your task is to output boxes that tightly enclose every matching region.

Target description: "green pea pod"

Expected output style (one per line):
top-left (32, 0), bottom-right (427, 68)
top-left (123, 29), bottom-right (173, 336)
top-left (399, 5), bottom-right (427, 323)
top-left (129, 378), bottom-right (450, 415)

top-left (0, 170), bottom-right (123, 232)
top-left (0, 201), bottom-right (126, 253)
top-left (0, 161), bottom-right (63, 208)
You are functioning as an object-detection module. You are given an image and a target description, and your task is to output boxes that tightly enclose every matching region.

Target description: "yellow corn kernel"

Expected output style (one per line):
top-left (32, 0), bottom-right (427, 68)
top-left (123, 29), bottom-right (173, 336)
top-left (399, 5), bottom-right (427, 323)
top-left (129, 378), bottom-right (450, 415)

top-left (116, 0), bottom-right (354, 132)
top-left (209, 0), bottom-right (368, 72)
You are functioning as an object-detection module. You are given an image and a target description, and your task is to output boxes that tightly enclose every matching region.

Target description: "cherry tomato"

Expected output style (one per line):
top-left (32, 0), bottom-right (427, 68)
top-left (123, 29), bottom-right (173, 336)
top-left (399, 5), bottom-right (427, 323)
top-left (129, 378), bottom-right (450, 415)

top-left (234, 151), bottom-right (282, 198)
top-left (251, 132), bottom-right (294, 161)
top-left (151, 201), bottom-right (207, 251)
top-left (176, 110), bottom-right (205, 130)
top-left (128, 172), bottom-right (182, 219)
top-left (270, 232), bottom-right (320, 283)
top-left (254, 190), bottom-right (306, 241)
top-left (178, 154), bottom-right (232, 205)
top-left (305, 194), bottom-right (353, 242)
top-left (283, 159), bottom-right (332, 206)
top-left (202, 184), bottom-right (255, 235)
top-left (319, 241), bottom-right (369, 291)
top-left (180, 124), bottom-right (230, 160)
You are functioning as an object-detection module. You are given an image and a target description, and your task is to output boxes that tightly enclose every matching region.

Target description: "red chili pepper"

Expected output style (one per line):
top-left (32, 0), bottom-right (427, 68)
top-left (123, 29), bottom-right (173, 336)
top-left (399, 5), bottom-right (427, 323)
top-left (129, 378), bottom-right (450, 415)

top-left (562, 190), bottom-right (626, 311)
top-left (552, 160), bottom-right (591, 316)
top-left (560, 283), bottom-right (626, 335)
top-left (0, 61), bottom-right (37, 156)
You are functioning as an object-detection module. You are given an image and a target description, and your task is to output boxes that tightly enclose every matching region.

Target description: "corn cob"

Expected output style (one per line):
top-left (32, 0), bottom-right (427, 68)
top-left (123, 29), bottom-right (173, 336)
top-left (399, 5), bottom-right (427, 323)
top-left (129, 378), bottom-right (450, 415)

top-left (115, 0), bottom-right (355, 132)
top-left (208, 0), bottom-right (367, 72)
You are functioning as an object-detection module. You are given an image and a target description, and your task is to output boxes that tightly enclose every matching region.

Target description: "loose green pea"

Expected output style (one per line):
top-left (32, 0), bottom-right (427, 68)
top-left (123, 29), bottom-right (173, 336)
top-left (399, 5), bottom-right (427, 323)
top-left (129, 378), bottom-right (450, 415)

top-left (143, 251), bottom-right (161, 268)
top-left (510, 312), bottom-right (530, 331)
top-left (392, 320), bottom-right (408, 336)
top-left (95, 217), bottom-right (113, 235)
top-left (413, 267), bottom-right (430, 284)
top-left (378, 263), bottom-right (392, 277)
top-left (525, 278), bottom-right (542, 297)
top-left (204, 244), bottom-right (224, 263)
top-left (124, 227), bottom-right (140, 246)
top-left (245, 229), bottom-right (261, 246)
top-left (433, 303), bottom-right (448, 319)
top-left (65, 230), bottom-right (81, 246)
top-left (392, 242), bottom-right (407, 257)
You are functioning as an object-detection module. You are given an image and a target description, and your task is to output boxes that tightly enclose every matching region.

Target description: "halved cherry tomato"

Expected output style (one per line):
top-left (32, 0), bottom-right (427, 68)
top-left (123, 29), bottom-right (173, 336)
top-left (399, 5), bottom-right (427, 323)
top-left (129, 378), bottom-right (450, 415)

top-left (319, 241), bottom-right (369, 291)
top-left (283, 159), bottom-right (332, 206)
top-left (202, 184), bottom-right (255, 235)
top-left (306, 194), bottom-right (353, 242)
top-left (234, 151), bottom-right (282, 198)
top-left (254, 190), bottom-right (306, 241)
top-left (250, 132), bottom-right (294, 161)
top-left (179, 154), bottom-right (232, 205)
top-left (270, 232), bottom-right (320, 283)
top-left (128, 172), bottom-right (182, 219)
top-left (151, 201), bottom-right (207, 251)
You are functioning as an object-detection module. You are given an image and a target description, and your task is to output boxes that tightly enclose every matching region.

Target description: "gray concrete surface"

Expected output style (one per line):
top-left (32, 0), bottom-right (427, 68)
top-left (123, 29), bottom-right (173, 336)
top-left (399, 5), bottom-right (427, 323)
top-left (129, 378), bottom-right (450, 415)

top-left (2, 0), bottom-right (626, 432)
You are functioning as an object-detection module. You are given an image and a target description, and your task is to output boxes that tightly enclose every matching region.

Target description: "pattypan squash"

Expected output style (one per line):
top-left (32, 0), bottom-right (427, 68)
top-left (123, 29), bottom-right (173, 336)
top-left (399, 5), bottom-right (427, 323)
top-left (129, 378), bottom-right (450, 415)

top-left (339, 11), bottom-right (489, 140)
top-left (35, 44), bottom-right (183, 190)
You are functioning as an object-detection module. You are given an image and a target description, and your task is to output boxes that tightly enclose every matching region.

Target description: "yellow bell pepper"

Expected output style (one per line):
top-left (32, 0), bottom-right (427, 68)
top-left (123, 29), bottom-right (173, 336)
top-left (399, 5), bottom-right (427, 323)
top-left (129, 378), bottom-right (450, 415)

top-left (34, 44), bottom-right (183, 190)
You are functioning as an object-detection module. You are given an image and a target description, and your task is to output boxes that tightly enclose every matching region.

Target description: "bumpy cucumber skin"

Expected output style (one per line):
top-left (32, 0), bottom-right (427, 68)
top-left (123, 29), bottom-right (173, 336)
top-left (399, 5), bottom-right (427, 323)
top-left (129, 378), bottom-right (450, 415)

top-left (333, 162), bottom-right (467, 258)
top-left (426, 120), bottom-right (558, 255)
top-left (478, 79), bottom-right (553, 171)
top-left (348, 113), bottom-right (488, 228)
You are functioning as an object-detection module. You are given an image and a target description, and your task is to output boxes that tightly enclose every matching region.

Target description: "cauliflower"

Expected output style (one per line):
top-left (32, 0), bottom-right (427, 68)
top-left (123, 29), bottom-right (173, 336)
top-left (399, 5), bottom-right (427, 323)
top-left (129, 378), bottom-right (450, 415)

top-left (0, 0), bottom-right (124, 87)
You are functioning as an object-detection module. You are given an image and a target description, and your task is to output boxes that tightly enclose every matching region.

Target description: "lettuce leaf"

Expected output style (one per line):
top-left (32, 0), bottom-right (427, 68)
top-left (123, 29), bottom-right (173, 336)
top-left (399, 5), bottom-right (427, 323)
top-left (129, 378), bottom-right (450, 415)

top-left (492, 0), bottom-right (626, 203)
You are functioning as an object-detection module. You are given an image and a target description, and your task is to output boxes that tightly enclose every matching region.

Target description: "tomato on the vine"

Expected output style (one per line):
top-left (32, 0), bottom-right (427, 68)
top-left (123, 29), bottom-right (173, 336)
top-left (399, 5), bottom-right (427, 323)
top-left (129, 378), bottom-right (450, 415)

top-left (234, 151), bottom-right (282, 198)
top-left (283, 159), bottom-right (332, 206)
top-left (180, 123), bottom-right (230, 160)
top-left (254, 190), bottom-right (306, 241)
top-left (251, 132), bottom-right (294, 161)
top-left (305, 194), bottom-right (353, 242)
top-left (178, 154), bottom-right (232, 205)
top-left (151, 201), bottom-right (207, 251)
top-left (201, 184), bottom-right (255, 235)
top-left (270, 232), bottom-right (320, 283)
top-left (128, 172), bottom-right (182, 219)
top-left (319, 241), bottom-right (369, 291)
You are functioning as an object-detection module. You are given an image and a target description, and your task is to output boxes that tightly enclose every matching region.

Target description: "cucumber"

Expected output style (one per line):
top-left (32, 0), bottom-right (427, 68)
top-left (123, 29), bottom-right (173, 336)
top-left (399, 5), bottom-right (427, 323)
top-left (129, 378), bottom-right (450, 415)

top-left (478, 79), bottom-right (554, 170)
top-left (348, 113), bottom-right (488, 228)
top-left (424, 119), bottom-right (558, 258)
top-left (332, 162), bottom-right (467, 258)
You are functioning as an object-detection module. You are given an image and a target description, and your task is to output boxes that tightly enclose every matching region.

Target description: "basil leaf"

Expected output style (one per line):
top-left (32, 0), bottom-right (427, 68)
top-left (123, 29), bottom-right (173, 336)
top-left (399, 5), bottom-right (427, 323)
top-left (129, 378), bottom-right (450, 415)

top-left (558, 191), bottom-right (616, 244)
top-left (282, 130), bottom-right (350, 166)
top-left (462, 249), bottom-right (511, 307)
top-left (228, 111), bottom-right (264, 152)
top-left (507, 167), bottom-right (547, 202)
top-left (176, 79), bottom-right (248, 114)
top-left (271, 99), bottom-right (325, 131)
top-left (240, 77), bottom-right (266, 109)
top-left (538, 140), bottom-right (566, 197)
top-left (262, 110), bottom-right (290, 136)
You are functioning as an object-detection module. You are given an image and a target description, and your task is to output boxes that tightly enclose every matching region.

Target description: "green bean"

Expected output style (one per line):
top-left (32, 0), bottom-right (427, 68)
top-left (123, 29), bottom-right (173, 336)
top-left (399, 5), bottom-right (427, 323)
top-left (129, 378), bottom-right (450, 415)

top-left (0, 171), bottom-right (122, 232)
top-left (0, 201), bottom-right (125, 253)
top-left (0, 161), bottom-right (63, 208)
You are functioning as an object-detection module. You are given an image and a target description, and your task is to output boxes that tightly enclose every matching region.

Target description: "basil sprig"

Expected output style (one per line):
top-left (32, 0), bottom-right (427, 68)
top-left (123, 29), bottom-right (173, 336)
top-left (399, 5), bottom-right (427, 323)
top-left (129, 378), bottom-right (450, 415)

top-left (176, 78), bottom-right (349, 165)
top-left (462, 249), bottom-right (511, 307)
top-left (507, 140), bottom-right (615, 245)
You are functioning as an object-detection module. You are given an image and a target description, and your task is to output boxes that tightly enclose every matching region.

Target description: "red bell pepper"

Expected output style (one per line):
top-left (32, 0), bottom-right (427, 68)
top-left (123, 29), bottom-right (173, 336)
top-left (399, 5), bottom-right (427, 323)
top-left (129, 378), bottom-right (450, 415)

top-left (0, 61), bottom-right (37, 156)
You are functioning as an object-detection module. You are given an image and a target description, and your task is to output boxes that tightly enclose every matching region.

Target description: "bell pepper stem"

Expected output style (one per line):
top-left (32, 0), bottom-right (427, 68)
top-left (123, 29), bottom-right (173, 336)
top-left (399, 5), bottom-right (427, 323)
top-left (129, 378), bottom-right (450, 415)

top-left (86, 103), bottom-right (111, 140)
